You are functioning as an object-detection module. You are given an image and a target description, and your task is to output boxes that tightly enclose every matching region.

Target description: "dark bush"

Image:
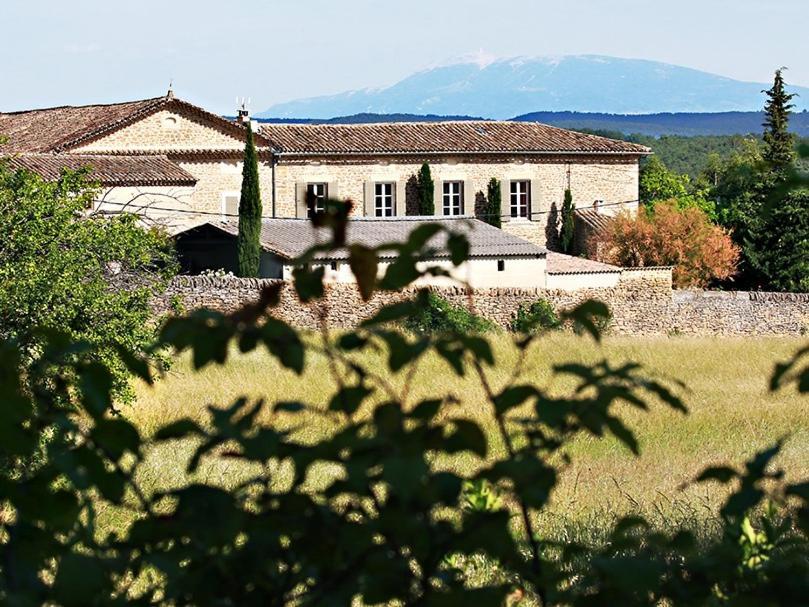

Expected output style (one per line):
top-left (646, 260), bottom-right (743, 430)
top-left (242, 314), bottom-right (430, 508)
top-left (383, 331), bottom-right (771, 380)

top-left (404, 291), bottom-right (495, 334)
top-left (510, 299), bottom-right (561, 333)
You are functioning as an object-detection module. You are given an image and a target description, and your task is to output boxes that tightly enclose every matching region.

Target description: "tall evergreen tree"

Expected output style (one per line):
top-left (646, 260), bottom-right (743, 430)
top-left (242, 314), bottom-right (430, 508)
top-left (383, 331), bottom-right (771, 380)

top-left (745, 69), bottom-right (808, 292)
top-left (761, 68), bottom-right (796, 173)
top-left (237, 123), bottom-right (262, 277)
top-left (416, 163), bottom-right (434, 215)
top-left (485, 178), bottom-right (502, 228)
top-left (559, 189), bottom-right (575, 254)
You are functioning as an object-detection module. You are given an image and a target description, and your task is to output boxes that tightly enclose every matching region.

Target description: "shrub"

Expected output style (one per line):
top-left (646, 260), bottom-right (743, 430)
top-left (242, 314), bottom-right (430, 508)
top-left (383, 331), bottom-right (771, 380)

top-left (559, 189), bottom-right (575, 253)
top-left (591, 200), bottom-right (740, 288)
top-left (510, 299), bottom-right (561, 334)
top-left (404, 291), bottom-right (495, 334)
top-left (416, 162), bottom-right (435, 215)
top-left (485, 178), bottom-right (502, 228)
top-left (0, 164), bottom-right (175, 404)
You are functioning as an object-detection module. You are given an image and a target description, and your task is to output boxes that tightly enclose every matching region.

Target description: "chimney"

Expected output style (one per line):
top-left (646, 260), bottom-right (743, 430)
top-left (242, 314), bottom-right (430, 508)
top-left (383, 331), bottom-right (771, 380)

top-left (236, 97), bottom-right (250, 124)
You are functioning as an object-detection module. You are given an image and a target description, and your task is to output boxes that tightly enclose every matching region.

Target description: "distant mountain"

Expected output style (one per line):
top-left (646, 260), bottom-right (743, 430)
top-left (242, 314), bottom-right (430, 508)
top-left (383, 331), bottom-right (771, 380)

top-left (259, 55), bottom-right (809, 119)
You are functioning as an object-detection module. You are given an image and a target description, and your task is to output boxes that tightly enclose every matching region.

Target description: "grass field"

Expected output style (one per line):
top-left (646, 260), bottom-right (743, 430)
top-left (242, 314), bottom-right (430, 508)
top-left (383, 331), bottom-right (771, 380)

top-left (123, 333), bottom-right (809, 541)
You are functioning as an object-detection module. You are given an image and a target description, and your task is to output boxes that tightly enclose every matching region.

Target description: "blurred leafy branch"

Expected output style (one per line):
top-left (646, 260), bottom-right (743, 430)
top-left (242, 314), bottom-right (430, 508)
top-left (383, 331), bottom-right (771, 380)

top-left (0, 197), bottom-right (807, 606)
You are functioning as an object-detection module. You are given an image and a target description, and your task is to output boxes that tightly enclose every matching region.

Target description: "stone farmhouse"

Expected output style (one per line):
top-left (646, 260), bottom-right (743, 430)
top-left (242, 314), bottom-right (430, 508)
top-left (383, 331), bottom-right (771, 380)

top-left (0, 91), bottom-right (651, 289)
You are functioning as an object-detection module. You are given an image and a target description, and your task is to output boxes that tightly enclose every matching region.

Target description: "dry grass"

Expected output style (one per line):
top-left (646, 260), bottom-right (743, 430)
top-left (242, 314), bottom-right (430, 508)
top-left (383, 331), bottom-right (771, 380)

top-left (122, 333), bottom-right (808, 536)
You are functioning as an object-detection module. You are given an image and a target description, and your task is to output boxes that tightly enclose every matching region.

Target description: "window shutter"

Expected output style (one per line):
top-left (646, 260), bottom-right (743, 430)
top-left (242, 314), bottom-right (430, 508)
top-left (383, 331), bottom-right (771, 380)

top-left (395, 181), bottom-right (406, 216)
top-left (462, 181), bottom-right (474, 216)
top-left (500, 179), bottom-right (511, 223)
top-left (327, 181), bottom-right (339, 201)
top-left (295, 183), bottom-right (307, 218)
top-left (433, 180), bottom-right (443, 216)
top-left (363, 181), bottom-right (374, 216)
top-left (530, 179), bottom-right (541, 222)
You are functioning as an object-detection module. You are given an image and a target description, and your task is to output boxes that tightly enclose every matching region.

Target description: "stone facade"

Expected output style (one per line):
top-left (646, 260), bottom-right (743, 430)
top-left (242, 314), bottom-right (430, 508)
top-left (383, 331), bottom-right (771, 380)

top-left (275, 156), bottom-right (639, 248)
top-left (155, 269), bottom-right (809, 336)
top-left (67, 104), bottom-right (640, 244)
top-left (74, 109), bottom-right (245, 153)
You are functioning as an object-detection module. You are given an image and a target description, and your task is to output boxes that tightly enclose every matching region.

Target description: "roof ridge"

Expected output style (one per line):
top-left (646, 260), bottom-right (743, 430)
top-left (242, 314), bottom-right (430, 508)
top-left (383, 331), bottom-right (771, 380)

top-left (262, 119), bottom-right (501, 128)
top-left (0, 96), bottom-right (165, 116)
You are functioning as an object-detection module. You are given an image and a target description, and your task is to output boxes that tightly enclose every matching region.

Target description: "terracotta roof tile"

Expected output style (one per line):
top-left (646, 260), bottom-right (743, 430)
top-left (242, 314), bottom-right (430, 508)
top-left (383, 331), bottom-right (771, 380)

top-left (574, 208), bottom-right (615, 233)
top-left (0, 96), bottom-right (269, 153)
top-left (0, 98), bottom-right (164, 153)
top-left (5, 153), bottom-right (197, 186)
top-left (259, 121), bottom-right (651, 156)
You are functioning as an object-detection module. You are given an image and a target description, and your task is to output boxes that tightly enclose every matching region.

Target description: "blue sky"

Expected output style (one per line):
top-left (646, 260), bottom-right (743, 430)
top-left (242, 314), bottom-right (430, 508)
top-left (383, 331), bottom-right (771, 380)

top-left (1, 0), bottom-right (806, 113)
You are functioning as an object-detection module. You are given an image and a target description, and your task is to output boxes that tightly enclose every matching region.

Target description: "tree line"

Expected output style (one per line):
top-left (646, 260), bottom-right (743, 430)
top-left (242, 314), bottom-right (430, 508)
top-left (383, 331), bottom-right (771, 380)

top-left (593, 70), bottom-right (808, 292)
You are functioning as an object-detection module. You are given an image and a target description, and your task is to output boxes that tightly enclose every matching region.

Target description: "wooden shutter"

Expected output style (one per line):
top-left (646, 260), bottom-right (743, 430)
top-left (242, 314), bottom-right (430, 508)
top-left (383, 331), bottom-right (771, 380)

top-left (295, 183), bottom-right (307, 218)
top-left (363, 181), bottom-right (374, 216)
top-left (433, 180), bottom-right (443, 216)
top-left (395, 181), bottom-right (406, 216)
top-left (500, 179), bottom-right (511, 223)
top-left (530, 179), bottom-right (541, 222)
top-left (327, 181), bottom-right (339, 201)
top-left (462, 181), bottom-right (474, 216)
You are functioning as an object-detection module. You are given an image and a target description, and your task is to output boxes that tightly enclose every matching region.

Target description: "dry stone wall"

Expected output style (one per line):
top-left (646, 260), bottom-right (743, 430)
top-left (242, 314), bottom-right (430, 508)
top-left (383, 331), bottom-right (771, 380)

top-left (156, 271), bottom-right (809, 336)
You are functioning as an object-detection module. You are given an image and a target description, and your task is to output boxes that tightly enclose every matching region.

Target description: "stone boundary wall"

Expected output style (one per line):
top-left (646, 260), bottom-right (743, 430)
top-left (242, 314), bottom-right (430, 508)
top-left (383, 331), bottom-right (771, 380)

top-left (670, 290), bottom-right (809, 336)
top-left (156, 273), bottom-right (808, 336)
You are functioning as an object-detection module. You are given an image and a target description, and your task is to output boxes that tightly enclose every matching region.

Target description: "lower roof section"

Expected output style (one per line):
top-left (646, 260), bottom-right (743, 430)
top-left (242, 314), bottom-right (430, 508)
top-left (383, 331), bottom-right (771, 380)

top-left (4, 153), bottom-right (197, 187)
top-left (175, 216), bottom-right (549, 262)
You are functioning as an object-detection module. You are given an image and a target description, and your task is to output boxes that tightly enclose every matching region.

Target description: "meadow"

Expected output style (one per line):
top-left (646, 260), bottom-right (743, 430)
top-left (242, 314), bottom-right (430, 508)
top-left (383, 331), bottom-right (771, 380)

top-left (121, 333), bottom-right (809, 543)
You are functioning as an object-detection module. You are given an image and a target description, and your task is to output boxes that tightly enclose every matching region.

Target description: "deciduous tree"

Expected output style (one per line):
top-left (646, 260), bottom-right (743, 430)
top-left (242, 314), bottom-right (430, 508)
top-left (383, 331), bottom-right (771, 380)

top-left (592, 200), bottom-right (740, 288)
top-left (0, 162), bottom-right (175, 402)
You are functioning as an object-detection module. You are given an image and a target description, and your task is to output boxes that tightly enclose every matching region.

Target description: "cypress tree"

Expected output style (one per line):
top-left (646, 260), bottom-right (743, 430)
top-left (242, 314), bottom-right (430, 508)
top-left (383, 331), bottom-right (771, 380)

top-left (416, 163), bottom-right (434, 215)
top-left (486, 178), bottom-right (502, 228)
top-left (762, 68), bottom-right (796, 173)
top-left (237, 123), bottom-right (262, 277)
top-left (559, 189), bottom-right (575, 254)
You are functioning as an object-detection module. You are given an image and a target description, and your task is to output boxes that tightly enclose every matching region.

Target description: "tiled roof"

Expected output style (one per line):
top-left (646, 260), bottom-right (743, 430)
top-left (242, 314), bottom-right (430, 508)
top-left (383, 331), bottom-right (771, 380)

top-left (4, 154), bottom-right (197, 186)
top-left (183, 216), bottom-right (548, 261)
top-left (259, 121), bottom-right (651, 156)
top-left (0, 95), bottom-right (269, 153)
top-left (574, 208), bottom-right (615, 233)
top-left (546, 252), bottom-right (621, 275)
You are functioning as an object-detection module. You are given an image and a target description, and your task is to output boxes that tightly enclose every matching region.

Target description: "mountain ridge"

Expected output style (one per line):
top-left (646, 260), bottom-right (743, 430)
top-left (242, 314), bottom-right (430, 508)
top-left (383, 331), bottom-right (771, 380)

top-left (259, 55), bottom-right (809, 119)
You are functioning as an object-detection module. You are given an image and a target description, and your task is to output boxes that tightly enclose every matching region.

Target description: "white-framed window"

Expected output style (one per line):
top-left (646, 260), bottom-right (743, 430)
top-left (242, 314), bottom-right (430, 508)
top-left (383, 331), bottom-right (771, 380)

top-left (306, 183), bottom-right (328, 218)
top-left (443, 181), bottom-right (463, 216)
top-left (510, 180), bottom-right (530, 219)
top-left (374, 183), bottom-right (395, 217)
top-left (221, 192), bottom-right (240, 220)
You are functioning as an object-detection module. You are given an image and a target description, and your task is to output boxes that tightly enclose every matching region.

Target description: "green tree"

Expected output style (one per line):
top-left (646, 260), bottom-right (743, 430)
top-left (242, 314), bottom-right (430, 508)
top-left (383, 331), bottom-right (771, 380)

top-left (237, 123), bottom-right (262, 277)
top-left (747, 190), bottom-right (809, 292)
top-left (416, 162), bottom-right (435, 215)
top-left (485, 177), bottom-right (501, 228)
top-left (641, 155), bottom-right (716, 218)
top-left (762, 68), bottom-right (796, 173)
top-left (559, 188), bottom-right (575, 253)
top-left (0, 163), bottom-right (175, 403)
top-left (640, 156), bottom-right (689, 204)
top-left (714, 71), bottom-right (808, 292)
